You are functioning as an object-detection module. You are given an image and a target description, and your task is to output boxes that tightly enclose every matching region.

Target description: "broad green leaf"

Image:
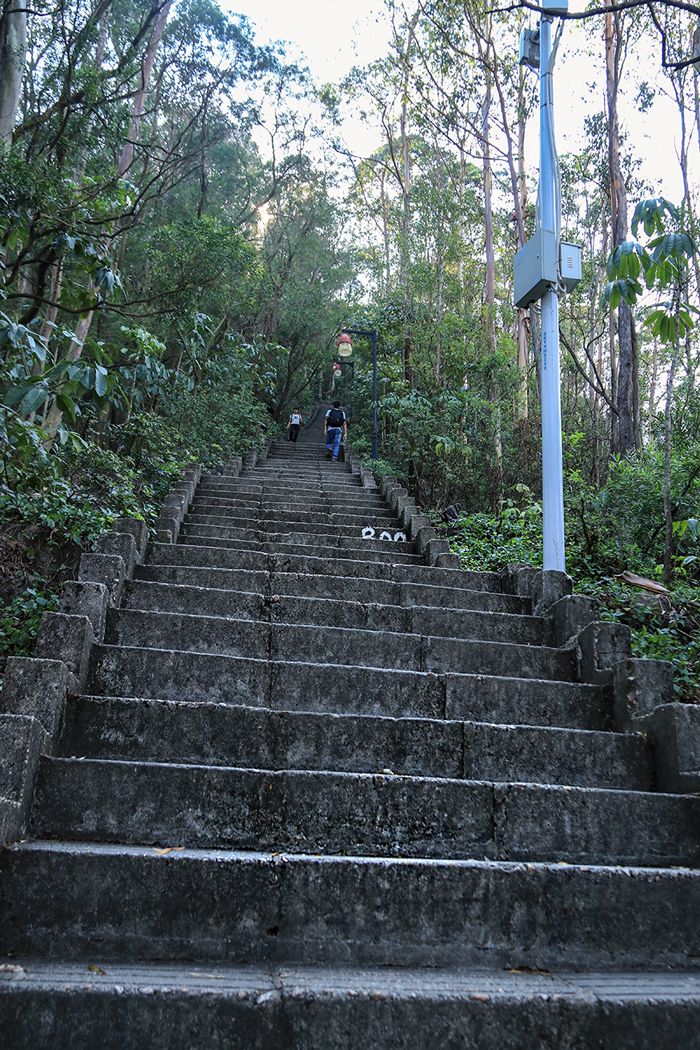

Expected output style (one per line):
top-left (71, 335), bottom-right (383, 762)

top-left (94, 370), bottom-right (108, 397)
top-left (18, 384), bottom-right (48, 417)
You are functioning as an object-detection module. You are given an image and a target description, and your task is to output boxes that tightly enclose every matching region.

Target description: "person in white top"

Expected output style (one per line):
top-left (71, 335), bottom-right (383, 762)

top-left (287, 409), bottom-right (303, 442)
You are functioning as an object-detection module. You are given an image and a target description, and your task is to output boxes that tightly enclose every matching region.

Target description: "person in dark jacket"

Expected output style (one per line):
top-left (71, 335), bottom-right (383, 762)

top-left (324, 401), bottom-right (347, 461)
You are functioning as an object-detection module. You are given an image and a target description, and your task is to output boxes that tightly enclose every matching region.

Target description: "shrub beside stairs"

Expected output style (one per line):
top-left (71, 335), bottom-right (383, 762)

top-left (0, 408), bottom-right (699, 1047)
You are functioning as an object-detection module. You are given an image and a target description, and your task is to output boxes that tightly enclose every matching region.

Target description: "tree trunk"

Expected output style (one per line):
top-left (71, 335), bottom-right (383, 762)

top-left (605, 3), bottom-right (638, 455)
top-left (662, 345), bottom-right (679, 588)
top-left (400, 90), bottom-right (412, 385)
top-left (397, 13), bottom-right (417, 387)
top-left (117, 0), bottom-right (172, 178)
top-left (379, 171), bottom-right (391, 293)
top-left (0, 0), bottom-right (27, 144)
top-left (647, 338), bottom-right (659, 432)
top-left (481, 71), bottom-right (502, 503)
top-left (42, 309), bottom-right (95, 447)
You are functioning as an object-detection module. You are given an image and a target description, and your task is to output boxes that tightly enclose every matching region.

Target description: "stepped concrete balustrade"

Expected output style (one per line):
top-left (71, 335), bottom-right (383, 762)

top-left (0, 404), bottom-right (698, 1047)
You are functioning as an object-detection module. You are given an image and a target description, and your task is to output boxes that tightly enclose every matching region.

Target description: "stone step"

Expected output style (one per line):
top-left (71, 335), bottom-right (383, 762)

top-left (149, 543), bottom-right (411, 580)
top-left (0, 961), bottom-right (697, 1050)
top-left (194, 493), bottom-right (390, 516)
top-left (32, 758), bottom-right (697, 866)
top-left (105, 609), bottom-right (572, 680)
top-left (242, 470), bottom-right (356, 481)
top-left (2, 840), bottom-right (698, 968)
top-left (123, 581), bottom-right (549, 645)
top-left (249, 473), bottom-right (362, 484)
top-left (177, 533), bottom-right (422, 566)
top-left (192, 503), bottom-right (396, 525)
top-left (134, 566), bottom-right (528, 614)
top-left (190, 502), bottom-right (402, 529)
top-left (179, 523), bottom-right (411, 554)
top-left (199, 484), bottom-right (369, 502)
top-left (147, 543), bottom-right (501, 591)
top-left (198, 479), bottom-right (384, 499)
top-left (224, 475), bottom-right (364, 488)
top-left (250, 456), bottom-right (350, 466)
top-left (89, 648), bottom-right (603, 727)
top-left (185, 512), bottom-right (405, 538)
top-left (60, 695), bottom-right (652, 790)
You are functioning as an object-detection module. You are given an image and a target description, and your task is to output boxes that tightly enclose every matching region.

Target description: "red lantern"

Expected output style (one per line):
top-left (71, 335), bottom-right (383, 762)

top-left (337, 333), bottom-right (353, 358)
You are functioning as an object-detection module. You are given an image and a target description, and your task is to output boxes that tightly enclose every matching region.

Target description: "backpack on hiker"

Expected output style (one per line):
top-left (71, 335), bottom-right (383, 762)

top-left (326, 407), bottom-right (346, 427)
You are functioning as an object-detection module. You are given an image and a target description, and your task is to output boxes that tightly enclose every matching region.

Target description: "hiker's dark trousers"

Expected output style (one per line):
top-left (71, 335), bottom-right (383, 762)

top-left (289, 424), bottom-right (300, 442)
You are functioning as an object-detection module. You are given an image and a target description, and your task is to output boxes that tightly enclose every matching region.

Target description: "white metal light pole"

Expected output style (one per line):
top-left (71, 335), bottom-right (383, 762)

top-left (516, 3), bottom-right (579, 571)
top-left (538, 13), bottom-right (565, 572)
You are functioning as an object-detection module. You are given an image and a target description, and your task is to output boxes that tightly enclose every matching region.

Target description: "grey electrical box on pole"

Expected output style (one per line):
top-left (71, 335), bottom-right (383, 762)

top-left (514, 234), bottom-right (582, 308)
top-left (519, 28), bottom-right (540, 70)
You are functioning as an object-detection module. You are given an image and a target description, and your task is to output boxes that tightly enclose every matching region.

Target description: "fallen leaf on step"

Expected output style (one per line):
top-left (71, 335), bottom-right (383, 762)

top-left (153, 846), bottom-right (185, 856)
top-left (615, 571), bottom-right (670, 594)
top-left (256, 990), bottom-right (278, 1004)
top-left (506, 966), bottom-right (552, 976)
top-left (470, 993), bottom-right (490, 1002)
top-left (87, 965), bottom-right (107, 976)
top-left (0, 964), bottom-right (25, 975)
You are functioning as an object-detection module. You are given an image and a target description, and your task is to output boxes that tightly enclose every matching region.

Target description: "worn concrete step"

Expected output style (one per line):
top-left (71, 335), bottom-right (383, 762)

top-left (89, 648), bottom-right (605, 728)
top-left (191, 495), bottom-right (397, 516)
top-left (221, 462), bottom-right (354, 474)
top-left (197, 487), bottom-right (389, 510)
top-left (32, 759), bottom-right (697, 866)
top-left (179, 523), bottom-right (411, 554)
top-left (190, 502), bottom-right (402, 529)
top-left (149, 543), bottom-right (411, 581)
top-left (241, 471), bottom-right (356, 483)
top-left (148, 543), bottom-right (502, 591)
top-left (198, 484), bottom-right (368, 503)
top-left (194, 495), bottom-right (390, 515)
top-left (231, 465), bottom-right (354, 475)
top-left (250, 475), bottom-right (366, 487)
top-left (60, 695), bottom-right (652, 790)
top-left (202, 472), bottom-right (373, 487)
top-left (236, 479), bottom-right (365, 493)
top-left (106, 608), bottom-right (572, 680)
top-left (202, 476), bottom-right (364, 491)
top-left (106, 610), bottom-right (420, 670)
top-left (133, 566), bottom-right (526, 614)
top-left (123, 581), bottom-right (549, 646)
top-left (229, 478), bottom-right (364, 490)
top-left (185, 512), bottom-right (405, 539)
top-left (177, 534), bottom-right (421, 567)
top-left (194, 500), bottom-right (392, 522)
top-left (2, 840), bottom-right (698, 968)
top-left (1, 962), bottom-right (697, 1050)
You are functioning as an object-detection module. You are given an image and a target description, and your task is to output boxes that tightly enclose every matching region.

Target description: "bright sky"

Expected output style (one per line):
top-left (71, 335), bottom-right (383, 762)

top-left (227, 0), bottom-right (389, 84)
top-left (225, 0), bottom-right (693, 207)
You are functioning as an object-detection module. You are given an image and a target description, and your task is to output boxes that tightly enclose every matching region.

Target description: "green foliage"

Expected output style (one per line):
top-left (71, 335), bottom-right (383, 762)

top-left (445, 487), bottom-right (544, 571)
top-left (602, 196), bottom-right (698, 344)
top-left (442, 469), bottom-right (700, 701)
top-left (0, 589), bottom-right (60, 661)
top-left (575, 578), bottom-right (700, 703)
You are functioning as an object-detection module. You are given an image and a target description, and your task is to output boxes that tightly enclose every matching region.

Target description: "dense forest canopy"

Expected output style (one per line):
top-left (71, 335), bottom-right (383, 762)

top-left (0, 0), bottom-right (699, 695)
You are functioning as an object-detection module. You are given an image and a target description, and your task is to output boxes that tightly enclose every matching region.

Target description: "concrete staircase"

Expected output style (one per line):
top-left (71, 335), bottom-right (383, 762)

top-left (1, 413), bottom-right (699, 1047)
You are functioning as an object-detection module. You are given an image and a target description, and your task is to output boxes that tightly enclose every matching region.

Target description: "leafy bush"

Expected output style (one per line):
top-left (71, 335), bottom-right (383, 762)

top-left (0, 589), bottom-right (60, 660)
top-left (441, 482), bottom-right (700, 702)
